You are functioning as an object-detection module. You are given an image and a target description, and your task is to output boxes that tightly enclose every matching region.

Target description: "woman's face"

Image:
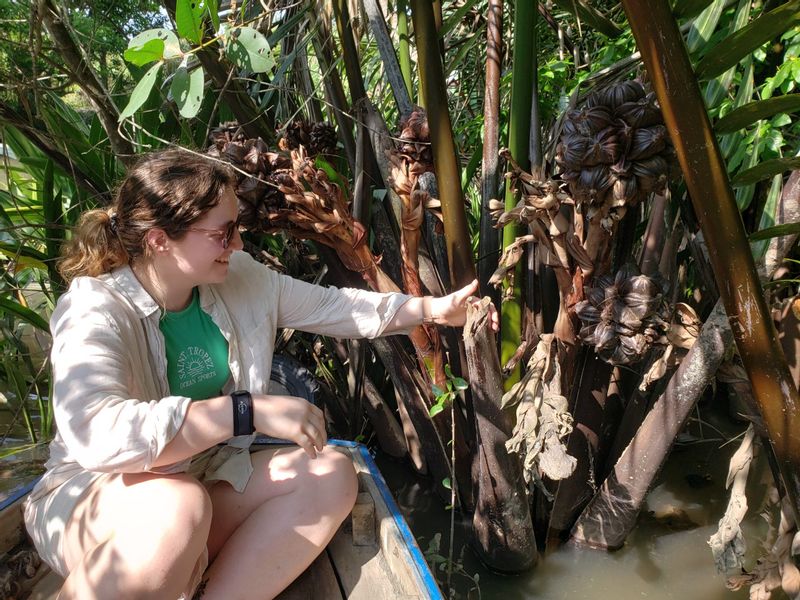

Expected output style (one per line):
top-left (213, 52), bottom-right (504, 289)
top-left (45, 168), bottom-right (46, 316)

top-left (164, 186), bottom-right (244, 287)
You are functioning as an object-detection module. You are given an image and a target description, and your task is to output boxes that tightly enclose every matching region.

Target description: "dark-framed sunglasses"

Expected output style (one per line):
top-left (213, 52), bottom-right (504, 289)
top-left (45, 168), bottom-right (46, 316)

top-left (186, 215), bottom-right (242, 249)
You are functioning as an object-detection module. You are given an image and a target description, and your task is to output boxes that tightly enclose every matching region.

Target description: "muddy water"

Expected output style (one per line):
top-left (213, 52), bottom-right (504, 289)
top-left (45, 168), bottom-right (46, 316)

top-left (377, 409), bottom-right (785, 600)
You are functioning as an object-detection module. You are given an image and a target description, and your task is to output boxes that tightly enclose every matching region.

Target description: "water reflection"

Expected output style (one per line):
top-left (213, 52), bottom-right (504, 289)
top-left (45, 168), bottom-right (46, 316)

top-left (376, 412), bottom-right (781, 600)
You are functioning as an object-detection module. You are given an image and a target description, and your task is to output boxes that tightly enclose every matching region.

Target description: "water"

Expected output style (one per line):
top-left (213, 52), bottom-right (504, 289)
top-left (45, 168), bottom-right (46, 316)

top-left (377, 407), bottom-right (786, 600)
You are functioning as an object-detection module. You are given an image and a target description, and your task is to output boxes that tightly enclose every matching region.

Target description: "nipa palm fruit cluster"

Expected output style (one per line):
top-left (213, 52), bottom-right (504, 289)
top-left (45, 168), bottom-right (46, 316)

top-left (574, 264), bottom-right (670, 366)
top-left (556, 80), bottom-right (677, 229)
top-left (279, 119), bottom-right (338, 156)
top-left (207, 121), bottom-right (394, 291)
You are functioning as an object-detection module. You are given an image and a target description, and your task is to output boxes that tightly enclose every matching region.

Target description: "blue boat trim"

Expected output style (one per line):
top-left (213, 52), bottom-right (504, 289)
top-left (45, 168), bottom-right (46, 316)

top-left (0, 477), bottom-right (40, 513)
top-left (330, 439), bottom-right (445, 600)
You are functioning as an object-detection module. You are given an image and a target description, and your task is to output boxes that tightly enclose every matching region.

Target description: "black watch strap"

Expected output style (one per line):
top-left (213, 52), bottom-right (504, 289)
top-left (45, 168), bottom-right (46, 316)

top-left (231, 390), bottom-right (254, 436)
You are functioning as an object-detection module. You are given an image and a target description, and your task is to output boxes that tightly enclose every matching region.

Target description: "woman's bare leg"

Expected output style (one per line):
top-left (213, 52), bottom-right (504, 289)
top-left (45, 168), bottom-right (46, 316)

top-left (199, 446), bottom-right (357, 600)
top-left (58, 473), bottom-right (212, 600)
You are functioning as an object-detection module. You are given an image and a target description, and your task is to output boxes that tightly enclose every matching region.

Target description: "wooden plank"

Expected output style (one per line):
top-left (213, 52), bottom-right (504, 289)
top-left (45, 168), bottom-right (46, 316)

top-left (349, 450), bottom-right (428, 598)
top-left (28, 570), bottom-right (62, 600)
top-left (327, 522), bottom-right (418, 600)
top-left (0, 496), bottom-right (26, 556)
top-left (274, 550), bottom-right (344, 600)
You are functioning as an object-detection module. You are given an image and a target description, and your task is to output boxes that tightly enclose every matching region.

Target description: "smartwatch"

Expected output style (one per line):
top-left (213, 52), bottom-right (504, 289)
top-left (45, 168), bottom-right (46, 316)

top-left (231, 390), bottom-right (254, 436)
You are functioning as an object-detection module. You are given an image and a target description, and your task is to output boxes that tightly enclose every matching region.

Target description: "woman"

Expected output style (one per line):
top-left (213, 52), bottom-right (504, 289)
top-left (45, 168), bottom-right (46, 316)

top-left (24, 149), bottom-right (494, 600)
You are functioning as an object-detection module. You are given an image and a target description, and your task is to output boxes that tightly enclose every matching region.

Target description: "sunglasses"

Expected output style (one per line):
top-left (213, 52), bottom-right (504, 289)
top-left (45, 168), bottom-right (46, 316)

top-left (186, 215), bottom-right (242, 249)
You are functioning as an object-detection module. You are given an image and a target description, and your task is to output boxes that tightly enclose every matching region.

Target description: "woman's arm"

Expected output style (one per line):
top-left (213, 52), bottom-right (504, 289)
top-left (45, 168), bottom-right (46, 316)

top-left (151, 393), bottom-right (327, 467)
top-left (384, 279), bottom-right (499, 334)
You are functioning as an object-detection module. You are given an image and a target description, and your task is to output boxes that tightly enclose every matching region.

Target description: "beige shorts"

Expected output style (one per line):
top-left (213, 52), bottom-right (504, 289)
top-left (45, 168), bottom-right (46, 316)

top-left (23, 444), bottom-right (261, 598)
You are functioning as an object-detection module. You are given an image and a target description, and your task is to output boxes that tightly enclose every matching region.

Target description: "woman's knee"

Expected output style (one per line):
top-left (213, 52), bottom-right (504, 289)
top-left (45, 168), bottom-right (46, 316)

top-left (309, 448), bottom-right (358, 517)
top-left (147, 474), bottom-right (212, 533)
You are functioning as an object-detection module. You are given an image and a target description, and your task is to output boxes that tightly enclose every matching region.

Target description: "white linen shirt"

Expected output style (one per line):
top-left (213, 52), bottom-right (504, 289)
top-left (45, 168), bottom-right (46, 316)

top-left (29, 250), bottom-right (411, 502)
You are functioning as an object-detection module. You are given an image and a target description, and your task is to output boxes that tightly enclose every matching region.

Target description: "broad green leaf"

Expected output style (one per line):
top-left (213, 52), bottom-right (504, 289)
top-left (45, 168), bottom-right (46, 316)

top-left (441, 477), bottom-right (451, 490)
top-left (749, 221), bottom-right (800, 241)
top-left (695, 0), bottom-right (800, 80)
top-left (227, 27), bottom-right (274, 74)
top-left (127, 29), bottom-right (182, 61)
top-left (124, 38), bottom-right (165, 66)
top-left (686, 0), bottom-right (725, 53)
top-left (720, 58), bottom-right (754, 158)
top-left (702, 0), bottom-right (751, 108)
top-left (732, 156), bottom-right (800, 186)
top-left (672, 0), bottom-right (716, 20)
top-left (206, 0), bottom-right (220, 32)
top-left (119, 62), bottom-right (162, 121)
top-left (176, 0), bottom-right (206, 45)
top-left (735, 128), bottom-right (760, 210)
top-left (429, 403), bottom-right (445, 418)
top-left (453, 377), bottom-right (468, 391)
top-left (751, 174), bottom-right (782, 258)
top-left (171, 64), bottom-right (205, 118)
top-left (0, 297), bottom-right (49, 332)
top-left (432, 384), bottom-right (446, 397)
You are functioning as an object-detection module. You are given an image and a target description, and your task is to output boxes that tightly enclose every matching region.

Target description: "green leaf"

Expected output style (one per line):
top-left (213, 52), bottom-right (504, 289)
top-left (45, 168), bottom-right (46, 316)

top-left (732, 156), bottom-right (800, 186)
top-left (171, 64), bottom-right (205, 118)
top-left (695, 0), bottom-right (800, 80)
top-left (0, 297), bottom-right (49, 332)
top-left (444, 364), bottom-right (454, 378)
top-left (716, 95), bottom-right (800, 133)
top-left (431, 384), bottom-right (446, 398)
top-left (124, 38), bottom-right (165, 67)
top-left (751, 174), bottom-right (782, 259)
top-left (441, 477), bottom-right (451, 490)
top-left (227, 27), bottom-right (274, 74)
top-left (686, 0), bottom-right (725, 53)
top-left (429, 403), bottom-right (445, 418)
top-left (672, 0), bottom-right (716, 20)
top-left (206, 0), bottom-right (220, 32)
top-left (176, 0), bottom-right (206, 45)
top-left (748, 221), bottom-right (800, 241)
top-left (452, 377), bottom-right (468, 391)
top-left (119, 62), bottom-right (162, 121)
top-left (127, 29), bottom-right (182, 61)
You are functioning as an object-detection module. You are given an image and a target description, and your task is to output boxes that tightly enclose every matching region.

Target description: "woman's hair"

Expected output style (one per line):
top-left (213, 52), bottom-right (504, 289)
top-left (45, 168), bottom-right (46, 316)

top-left (59, 149), bottom-right (236, 282)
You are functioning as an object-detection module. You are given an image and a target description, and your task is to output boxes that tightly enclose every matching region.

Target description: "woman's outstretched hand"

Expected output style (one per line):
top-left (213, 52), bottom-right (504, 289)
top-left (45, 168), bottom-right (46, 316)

top-left (253, 394), bottom-right (327, 458)
top-left (427, 279), bottom-right (499, 331)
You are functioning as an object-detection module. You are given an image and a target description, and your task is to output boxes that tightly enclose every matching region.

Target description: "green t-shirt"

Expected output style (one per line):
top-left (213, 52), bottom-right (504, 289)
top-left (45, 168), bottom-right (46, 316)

top-left (159, 288), bottom-right (230, 400)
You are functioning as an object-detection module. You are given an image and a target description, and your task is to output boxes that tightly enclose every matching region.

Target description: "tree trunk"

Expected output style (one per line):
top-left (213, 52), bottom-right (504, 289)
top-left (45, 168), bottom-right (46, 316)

top-left (478, 0), bottom-right (502, 311)
top-left (464, 298), bottom-right (537, 571)
top-left (38, 0), bottom-right (134, 163)
top-left (622, 0), bottom-right (800, 523)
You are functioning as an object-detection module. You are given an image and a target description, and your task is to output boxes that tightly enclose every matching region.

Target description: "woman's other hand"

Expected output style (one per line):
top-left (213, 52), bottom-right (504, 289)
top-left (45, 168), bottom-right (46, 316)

top-left (252, 395), bottom-right (327, 458)
top-left (427, 279), bottom-right (499, 331)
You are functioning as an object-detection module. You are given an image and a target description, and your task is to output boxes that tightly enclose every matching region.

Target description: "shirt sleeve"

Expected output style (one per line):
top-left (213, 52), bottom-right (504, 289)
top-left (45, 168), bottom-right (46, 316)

top-left (226, 251), bottom-right (413, 338)
top-left (49, 283), bottom-right (191, 473)
top-left (276, 274), bottom-right (413, 338)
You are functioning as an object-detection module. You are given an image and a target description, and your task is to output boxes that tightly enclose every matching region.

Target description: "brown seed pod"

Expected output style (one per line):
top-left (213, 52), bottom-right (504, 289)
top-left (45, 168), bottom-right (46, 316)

top-left (575, 165), bottom-right (614, 204)
top-left (564, 105), bottom-right (615, 137)
top-left (632, 155), bottom-right (669, 194)
top-left (628, 125), bottom-right (668, 161)
top-left (557, 134), bottom-right (592, 170)
top-left (583, 127), bottom-right (621, 166)
top-left (616, 92), bottom-right (663, 128)
top-left (586, 80), bottom-right (646, 111)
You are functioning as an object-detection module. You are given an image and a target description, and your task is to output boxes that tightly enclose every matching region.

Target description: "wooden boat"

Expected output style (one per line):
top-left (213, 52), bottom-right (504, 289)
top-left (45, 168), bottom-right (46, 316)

top-left (0, 441), bottom-right (444, 600)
